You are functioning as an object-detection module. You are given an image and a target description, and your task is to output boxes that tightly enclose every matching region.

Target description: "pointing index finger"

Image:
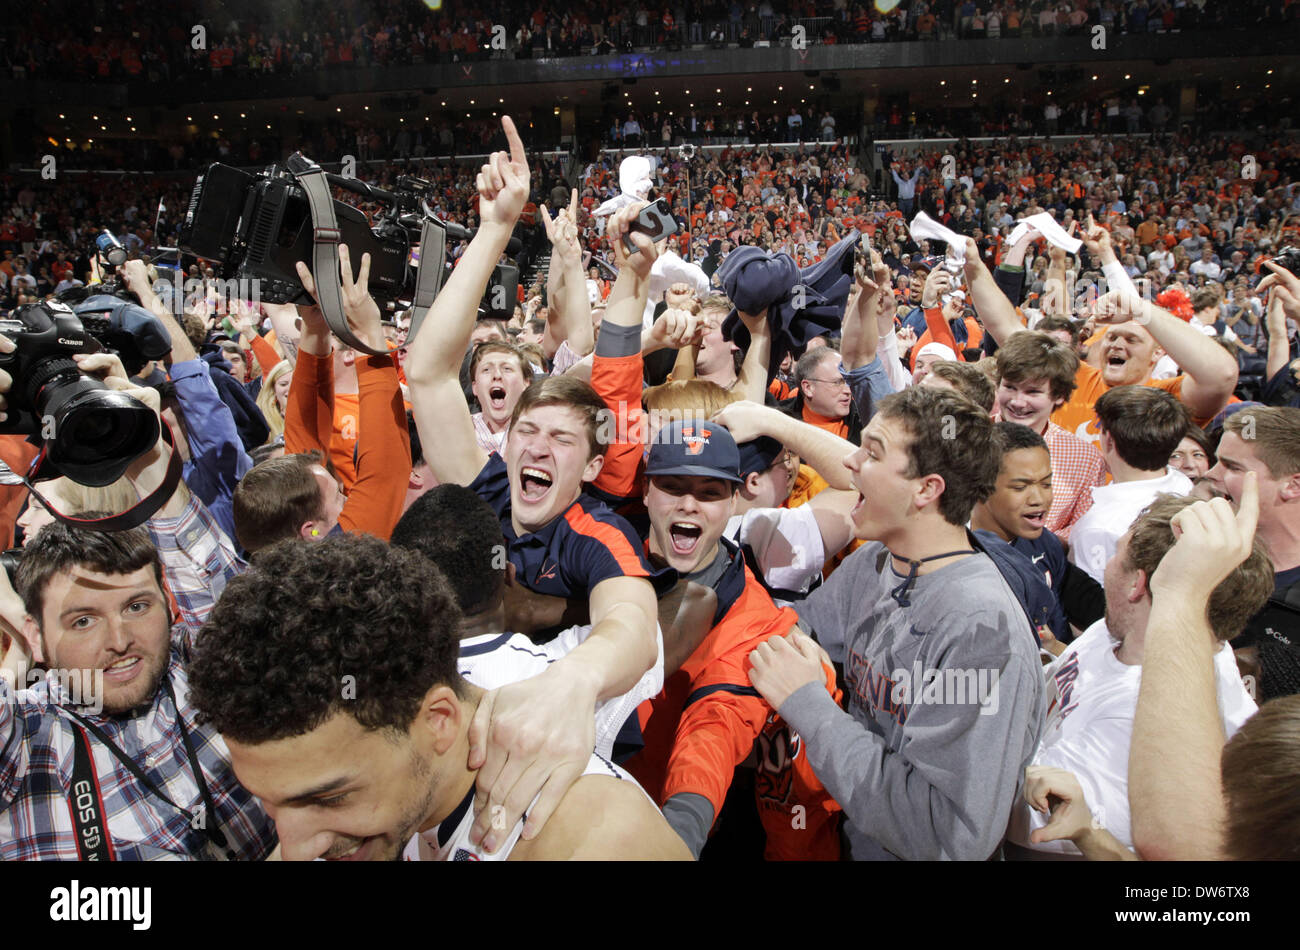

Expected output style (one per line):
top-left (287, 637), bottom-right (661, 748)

top-left (501, 115), bottom-right (527, 171)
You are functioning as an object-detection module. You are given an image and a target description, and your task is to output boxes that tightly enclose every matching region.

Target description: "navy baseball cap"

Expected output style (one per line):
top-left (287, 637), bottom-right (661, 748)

top-left (647, 420), bottom-right (742, 483)
top-left (737, 436), bottom-right (784, 478)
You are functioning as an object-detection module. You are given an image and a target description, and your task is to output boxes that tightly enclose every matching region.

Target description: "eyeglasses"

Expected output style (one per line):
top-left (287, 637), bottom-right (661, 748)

top-left (805, 377), bottom-right (850, 389)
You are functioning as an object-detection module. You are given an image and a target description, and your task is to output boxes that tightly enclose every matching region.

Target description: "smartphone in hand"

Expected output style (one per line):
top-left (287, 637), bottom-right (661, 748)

top-left (623, 198), bottom-right (679, 255)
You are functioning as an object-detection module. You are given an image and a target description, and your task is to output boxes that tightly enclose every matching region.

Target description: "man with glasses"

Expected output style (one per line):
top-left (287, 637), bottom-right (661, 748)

top-left (793, 346), bottom-right (855, 441)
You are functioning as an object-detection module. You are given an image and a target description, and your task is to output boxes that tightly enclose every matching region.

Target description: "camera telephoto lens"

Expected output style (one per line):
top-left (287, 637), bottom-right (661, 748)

top-left (42, 386), bottom-right (159, 488)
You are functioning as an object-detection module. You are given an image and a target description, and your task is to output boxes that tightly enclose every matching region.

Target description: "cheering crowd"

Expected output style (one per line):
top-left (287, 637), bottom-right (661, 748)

top-left (0, 107), bottom-right (1298, 861)
top-left (4, 0), bottom-right (1290, 84)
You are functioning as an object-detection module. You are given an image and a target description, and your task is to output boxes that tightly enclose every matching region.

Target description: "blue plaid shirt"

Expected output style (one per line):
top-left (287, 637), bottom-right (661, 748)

top-left (0, 491), bottom-right (274, 860)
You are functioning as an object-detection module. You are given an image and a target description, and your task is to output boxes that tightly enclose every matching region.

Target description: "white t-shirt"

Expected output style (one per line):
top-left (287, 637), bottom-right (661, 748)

top-left (456, 623), bottom-right (664, 761)
top-left (401, 752), bottom-right (646, 861)
top-left (1068, 468), bottom-right (1192, 583)
top-left (725, 505), bottom-right (825, 606)
top-left (1009, 620), bottom-right (1256, 856)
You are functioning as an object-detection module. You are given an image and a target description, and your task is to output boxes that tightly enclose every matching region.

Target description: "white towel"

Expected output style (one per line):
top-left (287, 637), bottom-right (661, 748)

top-left (592, 155), bottom-right (657, 218)
top-left (1007, 212), bottom-right (1083, 254)
top-left (907, 211), bottom-right (968, 263)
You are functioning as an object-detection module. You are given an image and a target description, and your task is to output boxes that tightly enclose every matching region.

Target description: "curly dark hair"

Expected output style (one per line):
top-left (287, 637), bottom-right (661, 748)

top-left (188, 534), bottom-right (465, 744)
top-left (391, 484), bottom-right (505, 618)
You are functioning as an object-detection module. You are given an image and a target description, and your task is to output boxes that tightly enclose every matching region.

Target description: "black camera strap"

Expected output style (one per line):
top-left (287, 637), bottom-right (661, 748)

top-left (286, 153), bottom-right (388, 358)
top-left (404, 212), bottom-right (448, 346)
top-left (63, 676), bottom-right (236, 860)
top-left (68, 726), bottom-right (115, 860)
top-left (0, 420), bottom-right (185, 532)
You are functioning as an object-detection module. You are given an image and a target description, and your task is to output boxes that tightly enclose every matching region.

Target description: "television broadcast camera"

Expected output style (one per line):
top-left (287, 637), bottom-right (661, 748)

top-left (178, 154), bottom-right (519, 346)
top-left (0, 299), bottom-right (171, 486)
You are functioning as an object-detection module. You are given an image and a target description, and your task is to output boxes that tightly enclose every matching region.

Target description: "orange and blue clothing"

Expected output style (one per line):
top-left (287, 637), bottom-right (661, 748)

top-left (627, 537), bottom-right (842, 860)
top-left (468, 453), bottom-right (673, 600)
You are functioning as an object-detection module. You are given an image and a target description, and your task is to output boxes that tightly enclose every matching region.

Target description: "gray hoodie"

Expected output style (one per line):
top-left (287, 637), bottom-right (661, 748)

top-left (784, 542), bottom-right (1044, 860)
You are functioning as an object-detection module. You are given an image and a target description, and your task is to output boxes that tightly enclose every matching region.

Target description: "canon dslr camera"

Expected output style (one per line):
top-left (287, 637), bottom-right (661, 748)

top-left (0, 299), bottom-right (169, 486)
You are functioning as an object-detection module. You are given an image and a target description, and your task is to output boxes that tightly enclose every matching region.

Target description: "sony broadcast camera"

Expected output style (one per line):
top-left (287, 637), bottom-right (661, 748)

top-left (178, 156), bottom-right (518, 317)
top-left (0, 298), bottom-right (171, 486)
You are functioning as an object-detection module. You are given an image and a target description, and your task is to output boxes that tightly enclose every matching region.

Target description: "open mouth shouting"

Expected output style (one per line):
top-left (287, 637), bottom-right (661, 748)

top-left (1103, 348), bottom-right (1130, 377)
top-left (488, 385), bottom-right (508, 414)
top-left (518, 466), bottom-right (554, 503)
top-left (1020, 509), bottom-right (1046, 532)
top-left (668, 521), bottom-right (703, 559)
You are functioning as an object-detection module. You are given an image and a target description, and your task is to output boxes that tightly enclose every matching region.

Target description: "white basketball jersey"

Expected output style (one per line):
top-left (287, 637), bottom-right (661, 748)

top-left (401, 753), bottom-right (640, 862)
top-left (456, 624), bottom-right (664, 760)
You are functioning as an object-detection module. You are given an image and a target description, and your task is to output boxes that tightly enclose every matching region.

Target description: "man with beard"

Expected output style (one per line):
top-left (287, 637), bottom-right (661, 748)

top-left (1, 517), bottom-right (274, 860)
top-left (0, 347), bottom-right (273, 860)
top-left (188, 535), bottom-right (689, 862)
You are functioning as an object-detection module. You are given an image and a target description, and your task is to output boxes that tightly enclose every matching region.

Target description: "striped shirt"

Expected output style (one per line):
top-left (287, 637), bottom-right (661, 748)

top-left (1042, 422), bottom-right (1108, 541)
top-left (0, 493), bottom-right (272, 861)
top-left (470, 412), bottom-right (509, 456)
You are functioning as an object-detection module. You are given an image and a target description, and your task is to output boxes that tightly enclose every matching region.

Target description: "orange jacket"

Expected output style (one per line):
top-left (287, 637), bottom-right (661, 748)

top-left (249, 334), bottom-right (281, 381)
top-left (283, 350), bottom-right (410, 540)
top-left (912, 306), bottom-right (983, 368)
top-left (628, 547), bottom-right (793, 813)
top-left (589, 351), bottom-right (648, 502)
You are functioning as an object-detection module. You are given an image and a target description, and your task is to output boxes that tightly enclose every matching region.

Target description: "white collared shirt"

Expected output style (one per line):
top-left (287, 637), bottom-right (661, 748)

top-left (1068, 467), bottom-right (1193, 583)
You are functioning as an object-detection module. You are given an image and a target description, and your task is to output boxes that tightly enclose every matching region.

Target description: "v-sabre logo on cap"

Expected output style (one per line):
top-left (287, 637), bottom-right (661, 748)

top-left (647, 420), bottom-right (742, 483)
top-left (681, 425), bottom-right (712, 456)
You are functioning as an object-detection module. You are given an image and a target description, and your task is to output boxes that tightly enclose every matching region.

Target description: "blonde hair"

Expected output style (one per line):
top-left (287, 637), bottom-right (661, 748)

top-left (642, 379), bottom-right (741, 418)
top-left (257, 360), bottom-right (292, 442)
top-left (53, 475), bottom-right (153, 516)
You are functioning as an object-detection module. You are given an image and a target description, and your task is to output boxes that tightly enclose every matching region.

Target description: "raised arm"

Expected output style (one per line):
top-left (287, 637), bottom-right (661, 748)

top-left (262, 302), bottom-right (302, 367)
top-left (589, 201), bottom-right (659, 500)
top-left (962, 237), bottom-right (1023, 346)
top-left (296, 245), bottom-right (410, 540)
top-left (404, 117), bottom-right (530, 486)
top-left (1129, 475), bottom-right (1260, 860)
top-left (1260, 260), bottom-right (1300, 384)
top-left (123, 261), bottom-right (252, 520)
top-left (120, 260), bottom-right (195, 362)
top-left (733, 308), bottom-right (771, 404)
top-left (712, 401), bottom-right (857, 491)
top-left (1093, 290), bottom-right (1238, 420)
top-left (541, 189), bottom-right (594, 359)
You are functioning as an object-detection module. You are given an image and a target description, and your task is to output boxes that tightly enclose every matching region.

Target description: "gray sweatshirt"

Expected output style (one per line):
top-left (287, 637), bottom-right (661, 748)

top-left (784, 542), bottom-right (1044, 860)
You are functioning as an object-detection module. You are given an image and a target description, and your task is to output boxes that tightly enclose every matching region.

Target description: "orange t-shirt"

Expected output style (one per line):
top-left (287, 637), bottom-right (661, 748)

top-left (1050, 361), bottom-right (1195, 443)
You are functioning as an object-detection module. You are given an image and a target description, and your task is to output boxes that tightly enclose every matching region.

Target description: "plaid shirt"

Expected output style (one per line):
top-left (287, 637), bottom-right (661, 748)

top-left (1043, 422), bottom-right (1108, 541)
top-left (0, 492), bottom-right (274, 861)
